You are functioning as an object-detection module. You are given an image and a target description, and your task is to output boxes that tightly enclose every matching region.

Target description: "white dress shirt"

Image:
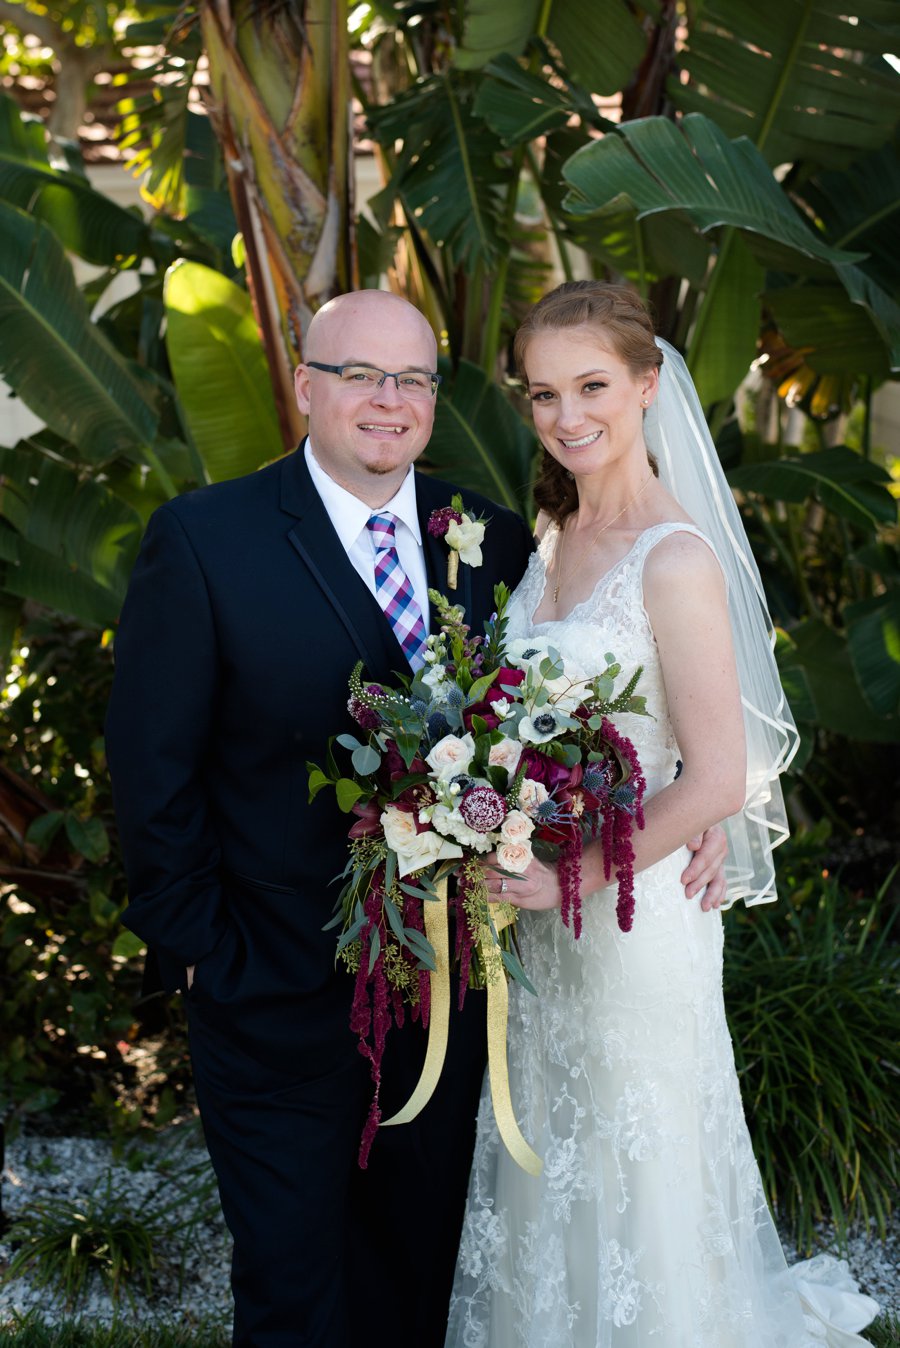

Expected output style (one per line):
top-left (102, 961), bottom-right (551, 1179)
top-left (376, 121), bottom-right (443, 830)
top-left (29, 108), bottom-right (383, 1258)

top-left (304, 439), bottom-right (431, 630)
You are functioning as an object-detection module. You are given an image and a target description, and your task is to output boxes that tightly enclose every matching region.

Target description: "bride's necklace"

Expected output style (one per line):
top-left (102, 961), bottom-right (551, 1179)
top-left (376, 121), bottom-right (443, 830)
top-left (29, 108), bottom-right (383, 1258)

top-left (552, 474), bottom-right (654, 605)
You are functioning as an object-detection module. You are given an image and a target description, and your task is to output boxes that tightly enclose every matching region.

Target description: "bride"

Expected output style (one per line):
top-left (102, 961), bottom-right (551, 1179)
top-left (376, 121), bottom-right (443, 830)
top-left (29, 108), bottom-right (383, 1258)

top-left (445, 282), bottom-right (878, 1347)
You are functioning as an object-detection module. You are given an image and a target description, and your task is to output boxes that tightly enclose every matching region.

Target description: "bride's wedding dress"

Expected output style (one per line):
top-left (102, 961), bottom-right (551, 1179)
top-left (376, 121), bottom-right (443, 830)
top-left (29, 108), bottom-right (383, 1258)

top-left (446, 522), bottom-right (878, 1348)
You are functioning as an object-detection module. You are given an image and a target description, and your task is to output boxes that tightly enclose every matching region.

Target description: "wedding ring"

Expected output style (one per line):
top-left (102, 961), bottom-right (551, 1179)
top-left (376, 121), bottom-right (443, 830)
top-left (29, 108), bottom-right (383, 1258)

top-left (500, 878), bottom-right (508, 895)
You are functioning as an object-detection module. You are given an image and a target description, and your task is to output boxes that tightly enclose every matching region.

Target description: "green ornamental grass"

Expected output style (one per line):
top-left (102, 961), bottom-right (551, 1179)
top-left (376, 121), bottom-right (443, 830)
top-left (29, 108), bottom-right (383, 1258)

top-left (3, 1148), bottom-right (219, 1310)
top-left (724, 837), bottom-right (898, 1253)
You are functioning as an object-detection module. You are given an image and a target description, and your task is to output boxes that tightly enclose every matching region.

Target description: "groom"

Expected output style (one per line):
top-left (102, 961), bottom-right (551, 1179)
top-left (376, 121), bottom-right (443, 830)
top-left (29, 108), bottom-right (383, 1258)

top-left (106, 289), bottom-right (727, 1347)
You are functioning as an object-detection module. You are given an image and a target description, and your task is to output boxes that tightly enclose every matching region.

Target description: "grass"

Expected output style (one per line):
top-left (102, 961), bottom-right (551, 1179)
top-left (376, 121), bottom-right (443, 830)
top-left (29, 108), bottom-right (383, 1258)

top-left (724, 845), bottom-right (898, 1253)
top-left (0, 1324), bottom-right (229, 1346)
top-left (864, 1312), bottom-right (900, 1347)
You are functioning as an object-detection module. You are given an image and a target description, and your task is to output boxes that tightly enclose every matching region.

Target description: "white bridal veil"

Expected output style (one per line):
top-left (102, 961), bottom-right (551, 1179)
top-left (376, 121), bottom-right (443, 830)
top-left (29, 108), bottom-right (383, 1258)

top-left (644, 339), bottom-right (800, 907)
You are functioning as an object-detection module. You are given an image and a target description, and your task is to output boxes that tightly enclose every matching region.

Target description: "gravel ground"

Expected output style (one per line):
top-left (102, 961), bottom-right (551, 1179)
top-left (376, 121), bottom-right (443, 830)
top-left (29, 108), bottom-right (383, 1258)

top-left (1, 1132), bottom-right (897, 1331)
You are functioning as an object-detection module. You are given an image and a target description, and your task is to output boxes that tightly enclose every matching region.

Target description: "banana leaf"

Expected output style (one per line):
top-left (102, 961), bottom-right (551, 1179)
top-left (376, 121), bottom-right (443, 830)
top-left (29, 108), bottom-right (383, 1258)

top-left (727, 447), bottom-right (897, 531)
top-left (846, 592), bottom-right (900, 717)
top-left (456, 0), bottom-right (648, 96)
top-left (0, 201), bottom-right (164, 473)
top-left (368, 72), bottom-right (512, 273)
top-left (0, 442), bottom-right (142, 626)
top-left (792, 136), bottom-right (900, 297)
top-left (563, 114), bottom-right (863, 275)
top-left (763, 282), bottom-right (897, 377)
top-left (0, 93), bottom-right (151, 267)
top-left (164, 260), bottom-right (282, 483)
top-left (423, 358), bottom-right (537, 516)
top-left (778, 618), bottom-right (900, 742)
top-left (670, 0), bottom-right (900, 168)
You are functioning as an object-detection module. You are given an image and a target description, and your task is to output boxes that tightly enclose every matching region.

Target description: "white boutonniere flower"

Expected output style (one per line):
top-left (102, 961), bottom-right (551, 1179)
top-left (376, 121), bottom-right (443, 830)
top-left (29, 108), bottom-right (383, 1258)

top-left (427, 493), bottom-right (489, 589)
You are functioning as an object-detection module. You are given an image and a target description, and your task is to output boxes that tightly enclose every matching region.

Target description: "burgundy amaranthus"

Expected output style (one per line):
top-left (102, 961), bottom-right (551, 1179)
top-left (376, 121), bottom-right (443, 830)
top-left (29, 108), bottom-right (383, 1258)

top-left (350, 869), bottom-right (394, 1168)
top-left (558, 839), bottom-right (584, 938)
top-left (427, 505), bottom-right (463, 538)
top-left (598, 717), bottom-right (646, 933)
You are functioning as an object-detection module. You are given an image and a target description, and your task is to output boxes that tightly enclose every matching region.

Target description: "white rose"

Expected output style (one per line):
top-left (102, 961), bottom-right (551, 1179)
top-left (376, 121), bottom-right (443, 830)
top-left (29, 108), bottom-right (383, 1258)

top-left (488, 735), bottom-right (522, 777)
top-left (517, 778), bottom-right (549, 818)
top-left (489, 697), bottom-right (512, 718)
top-left (496, 840), bottom-right (533, 874)
top-left (394, 829), bottom-right (464, 878)
top-left (500, 809), bottom-right (534, 843)
top-left (426, 732), bottom-right (476, 781)
top-left (381, 805), bottom-right (419, 853)
top-left (446, 517), bottom-right (485, 568)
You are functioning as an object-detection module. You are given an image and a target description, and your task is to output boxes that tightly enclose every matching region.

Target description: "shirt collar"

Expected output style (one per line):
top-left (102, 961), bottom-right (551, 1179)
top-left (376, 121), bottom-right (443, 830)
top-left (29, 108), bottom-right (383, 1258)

top-left (304, 438), bottom-right (422, 549)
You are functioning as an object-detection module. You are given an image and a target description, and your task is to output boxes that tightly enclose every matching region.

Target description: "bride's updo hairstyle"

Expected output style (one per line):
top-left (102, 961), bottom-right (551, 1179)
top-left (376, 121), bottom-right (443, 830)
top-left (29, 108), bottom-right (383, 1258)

top-left (515, 281), bottom-right (664, 527)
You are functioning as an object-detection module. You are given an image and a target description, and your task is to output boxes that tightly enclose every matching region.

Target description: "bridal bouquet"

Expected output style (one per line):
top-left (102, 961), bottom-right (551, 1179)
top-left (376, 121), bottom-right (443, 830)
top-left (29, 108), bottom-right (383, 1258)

top-left (309, 582), bottom-right (647, 1168)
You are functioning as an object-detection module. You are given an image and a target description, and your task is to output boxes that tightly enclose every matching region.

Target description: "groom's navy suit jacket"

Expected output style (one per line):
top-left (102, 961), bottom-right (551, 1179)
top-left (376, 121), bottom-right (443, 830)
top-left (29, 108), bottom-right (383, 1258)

top-left (106, 446), bottom-right (532, 1076)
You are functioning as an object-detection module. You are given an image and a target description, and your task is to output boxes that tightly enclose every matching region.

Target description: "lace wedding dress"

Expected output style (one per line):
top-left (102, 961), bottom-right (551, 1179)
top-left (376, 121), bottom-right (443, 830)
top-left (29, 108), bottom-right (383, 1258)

top-left (446, 523), bottom-right (878, 1348)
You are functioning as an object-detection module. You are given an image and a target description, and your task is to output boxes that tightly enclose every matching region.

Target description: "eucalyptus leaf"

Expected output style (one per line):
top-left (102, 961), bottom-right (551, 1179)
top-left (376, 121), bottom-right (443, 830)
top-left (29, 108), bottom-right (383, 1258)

top-left (367, 925), bottom-right (382, 975)
top-left (500, 947), bottom-right (538, 997)
top-left (351, 745), bottom-right (382, 776)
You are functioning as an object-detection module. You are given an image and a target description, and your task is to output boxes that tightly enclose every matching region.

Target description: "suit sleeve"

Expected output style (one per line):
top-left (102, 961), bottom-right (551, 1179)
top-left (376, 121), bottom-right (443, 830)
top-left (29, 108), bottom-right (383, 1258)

top-left (105, 504), bottom-right (229, 989)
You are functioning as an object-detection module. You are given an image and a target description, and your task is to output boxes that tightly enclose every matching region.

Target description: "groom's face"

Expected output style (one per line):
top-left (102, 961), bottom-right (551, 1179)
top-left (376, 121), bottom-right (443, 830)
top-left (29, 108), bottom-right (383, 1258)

top-left (294, 292), bottom-right (439, 501)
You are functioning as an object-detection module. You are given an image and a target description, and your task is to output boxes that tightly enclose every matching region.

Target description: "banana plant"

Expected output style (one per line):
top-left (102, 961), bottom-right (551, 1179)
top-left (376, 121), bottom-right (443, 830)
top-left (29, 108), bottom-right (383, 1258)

top-left (561, 112), bottom-right (900, 408)
top-left (199, 0), bottom-right (354, 450)
top-left (363, 0), bottom-right (652, 375)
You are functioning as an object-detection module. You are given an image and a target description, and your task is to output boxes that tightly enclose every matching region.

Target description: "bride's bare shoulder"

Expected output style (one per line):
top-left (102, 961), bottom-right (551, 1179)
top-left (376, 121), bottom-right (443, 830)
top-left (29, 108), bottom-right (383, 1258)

top-left (534, 509), bottom-right (554, 542)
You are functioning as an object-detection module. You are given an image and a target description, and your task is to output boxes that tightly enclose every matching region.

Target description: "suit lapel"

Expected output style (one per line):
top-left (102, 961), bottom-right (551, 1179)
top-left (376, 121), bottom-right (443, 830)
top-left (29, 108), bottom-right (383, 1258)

top-left (281, 446), bottom-right (409, 677)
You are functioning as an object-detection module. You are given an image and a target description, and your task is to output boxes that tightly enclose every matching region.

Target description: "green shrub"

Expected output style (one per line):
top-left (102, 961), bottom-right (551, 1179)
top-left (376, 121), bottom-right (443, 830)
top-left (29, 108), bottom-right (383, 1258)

top-left (725, 825), bottom-right (898, 1251)
top-left (0, 616), bottom-right (190, 1136)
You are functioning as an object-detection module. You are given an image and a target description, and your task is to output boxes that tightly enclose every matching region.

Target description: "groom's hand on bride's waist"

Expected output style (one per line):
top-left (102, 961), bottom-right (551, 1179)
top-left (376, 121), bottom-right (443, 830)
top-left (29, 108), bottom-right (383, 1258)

top-left (682, 826), bottom-right (728, 911)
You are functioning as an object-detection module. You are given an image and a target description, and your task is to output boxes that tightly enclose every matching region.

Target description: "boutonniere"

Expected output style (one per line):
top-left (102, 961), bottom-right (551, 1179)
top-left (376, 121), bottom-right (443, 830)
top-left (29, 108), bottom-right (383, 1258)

top-left (427, 493), bottom-right (487, 589)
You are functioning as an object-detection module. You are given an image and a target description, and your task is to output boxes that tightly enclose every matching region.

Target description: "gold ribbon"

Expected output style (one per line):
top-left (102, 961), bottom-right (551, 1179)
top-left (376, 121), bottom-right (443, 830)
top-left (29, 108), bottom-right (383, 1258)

top-left (380, 876), bottom-right (451, 1128)
top-left (381, 879), bottom-right (543, 1176)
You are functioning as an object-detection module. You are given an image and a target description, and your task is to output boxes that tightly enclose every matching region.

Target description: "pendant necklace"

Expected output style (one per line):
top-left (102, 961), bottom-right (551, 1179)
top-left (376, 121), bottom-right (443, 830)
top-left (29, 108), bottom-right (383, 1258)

top-left (553, 473), bottom-right (654, 605)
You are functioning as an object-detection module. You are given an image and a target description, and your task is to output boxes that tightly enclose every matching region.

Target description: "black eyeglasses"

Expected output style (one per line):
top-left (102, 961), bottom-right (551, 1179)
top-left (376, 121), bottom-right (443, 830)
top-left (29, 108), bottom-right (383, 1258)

top-left (306, 362), bottom-right (442, 400)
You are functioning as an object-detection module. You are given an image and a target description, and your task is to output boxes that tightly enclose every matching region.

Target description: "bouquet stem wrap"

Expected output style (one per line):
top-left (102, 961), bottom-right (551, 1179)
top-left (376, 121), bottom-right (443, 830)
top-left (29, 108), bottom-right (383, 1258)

top-left (381, 878), bottom-right (543, 1177)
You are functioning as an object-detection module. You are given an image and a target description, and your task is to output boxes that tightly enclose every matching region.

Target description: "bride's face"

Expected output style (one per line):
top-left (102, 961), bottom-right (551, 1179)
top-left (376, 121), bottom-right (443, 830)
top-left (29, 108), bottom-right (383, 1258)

top-left (523, 327), bottom-right (656, 479)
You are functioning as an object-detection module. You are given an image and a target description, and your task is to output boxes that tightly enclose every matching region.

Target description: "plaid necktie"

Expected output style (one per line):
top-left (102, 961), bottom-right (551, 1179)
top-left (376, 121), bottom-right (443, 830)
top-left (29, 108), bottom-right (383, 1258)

top-left (366, 513), bottom-right (428, 670)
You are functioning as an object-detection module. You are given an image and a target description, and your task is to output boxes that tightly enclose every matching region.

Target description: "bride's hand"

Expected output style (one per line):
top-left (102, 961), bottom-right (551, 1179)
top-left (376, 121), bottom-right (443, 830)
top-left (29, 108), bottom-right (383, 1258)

top-left (483, 853), bottom-right (562, 911)
top-left (681, 824), bottom-right (728, 910)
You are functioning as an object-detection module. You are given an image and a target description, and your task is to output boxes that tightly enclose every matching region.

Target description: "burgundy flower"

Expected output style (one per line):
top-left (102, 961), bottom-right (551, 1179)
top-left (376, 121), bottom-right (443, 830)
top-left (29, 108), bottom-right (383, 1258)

top-left (462, 701), bottom-right (501, 732)
top-left (520, 748), bottom-right (570, 791)
top-left (427, 506), bottom-right (464, 538)
top-left (348, 800), bottom-right (381, 839)
top-left (347, 693), bottom-right (381, 730)
top-left (458, 785), bottom-right (507, 834)
top-left (496, 666), bottom-right (526, 691)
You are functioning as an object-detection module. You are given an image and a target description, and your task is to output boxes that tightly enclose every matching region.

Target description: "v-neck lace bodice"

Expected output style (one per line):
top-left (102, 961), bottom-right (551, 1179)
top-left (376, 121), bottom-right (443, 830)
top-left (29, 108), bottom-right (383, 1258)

top-left (508, 521), bottom-right (709, 802)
